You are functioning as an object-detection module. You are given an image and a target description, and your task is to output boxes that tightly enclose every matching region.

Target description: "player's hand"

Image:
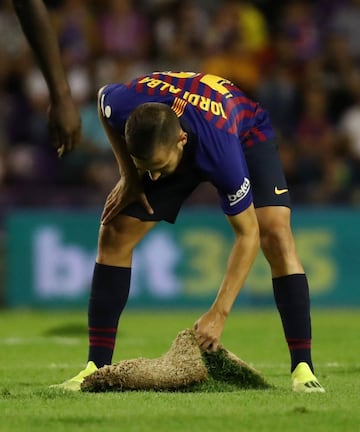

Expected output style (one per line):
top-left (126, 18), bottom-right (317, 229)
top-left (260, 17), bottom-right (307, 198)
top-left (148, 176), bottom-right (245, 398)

top-left (101, 176), bottom-right (154, 225)
top-left (193, 308), bottom-right (227, 352)
top-left (47, 95), bottom-right (82, 157)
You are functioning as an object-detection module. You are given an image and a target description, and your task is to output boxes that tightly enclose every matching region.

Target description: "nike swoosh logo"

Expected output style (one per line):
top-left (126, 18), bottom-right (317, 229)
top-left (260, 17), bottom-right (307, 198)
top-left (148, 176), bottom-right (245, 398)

top-left (274, 186), bottom-right (289, 195)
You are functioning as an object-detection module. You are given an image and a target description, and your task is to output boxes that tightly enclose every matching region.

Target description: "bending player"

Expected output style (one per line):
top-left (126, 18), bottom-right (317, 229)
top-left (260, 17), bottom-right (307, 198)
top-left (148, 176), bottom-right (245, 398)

top-left (53, 71), bottom-right (325, 393)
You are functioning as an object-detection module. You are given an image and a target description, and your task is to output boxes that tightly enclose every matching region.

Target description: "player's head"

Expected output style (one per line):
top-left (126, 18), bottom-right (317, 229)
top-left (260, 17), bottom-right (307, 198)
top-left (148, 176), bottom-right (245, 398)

top-left (125, 103), bottom-right (187, 180)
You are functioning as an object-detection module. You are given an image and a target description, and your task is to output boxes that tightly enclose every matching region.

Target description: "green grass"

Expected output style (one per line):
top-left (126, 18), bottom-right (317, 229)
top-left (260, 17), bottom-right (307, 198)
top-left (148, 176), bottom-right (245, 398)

top-left (0, 308), bottom-right (359, 432)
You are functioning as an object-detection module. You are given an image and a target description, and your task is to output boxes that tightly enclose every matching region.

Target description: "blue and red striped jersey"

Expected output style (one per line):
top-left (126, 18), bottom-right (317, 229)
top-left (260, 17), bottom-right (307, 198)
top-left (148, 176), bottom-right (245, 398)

top-left (99, 71), bottom-right (275, 215)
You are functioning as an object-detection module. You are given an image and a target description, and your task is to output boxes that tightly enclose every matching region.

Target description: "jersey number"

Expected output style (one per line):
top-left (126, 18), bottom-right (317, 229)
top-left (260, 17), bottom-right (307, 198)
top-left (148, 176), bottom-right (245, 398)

top-left (165, 72), bottom-right (233, 98)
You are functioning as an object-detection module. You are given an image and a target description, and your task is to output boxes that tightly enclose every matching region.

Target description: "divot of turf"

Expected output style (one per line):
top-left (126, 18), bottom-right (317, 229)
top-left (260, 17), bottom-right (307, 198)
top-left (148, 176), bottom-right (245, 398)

top-left (201, 347), bottom-right (271, 390)
top-left (82, 329), bottom-right (271, 392)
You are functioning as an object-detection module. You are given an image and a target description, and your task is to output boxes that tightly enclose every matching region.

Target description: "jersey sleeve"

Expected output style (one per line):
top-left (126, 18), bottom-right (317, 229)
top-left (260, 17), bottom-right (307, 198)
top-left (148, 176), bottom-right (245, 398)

top-left (98, 83), bottom-right (136, 134)
top-left (196, 132), bottom-right (253, 215)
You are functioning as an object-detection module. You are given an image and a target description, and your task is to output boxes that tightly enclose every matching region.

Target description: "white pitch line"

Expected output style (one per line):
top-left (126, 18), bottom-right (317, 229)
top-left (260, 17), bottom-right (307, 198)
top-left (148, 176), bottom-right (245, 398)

top-left (0, 337), bottom-right (81, 346)
top-left (250, 362), bottom-right (357, 368)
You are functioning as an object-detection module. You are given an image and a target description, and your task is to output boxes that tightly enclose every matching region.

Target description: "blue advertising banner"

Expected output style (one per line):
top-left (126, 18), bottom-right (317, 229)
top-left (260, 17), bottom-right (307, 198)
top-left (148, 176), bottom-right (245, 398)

top-left (4, 208), bottom-right (360, 308)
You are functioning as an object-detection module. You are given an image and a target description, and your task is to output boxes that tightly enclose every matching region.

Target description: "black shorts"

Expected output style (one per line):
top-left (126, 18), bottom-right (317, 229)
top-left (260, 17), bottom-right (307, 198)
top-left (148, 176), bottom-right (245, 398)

top-left (244, 139), bottom-right (291, 209)
top-left (121, 138), bottom-right (290, 224)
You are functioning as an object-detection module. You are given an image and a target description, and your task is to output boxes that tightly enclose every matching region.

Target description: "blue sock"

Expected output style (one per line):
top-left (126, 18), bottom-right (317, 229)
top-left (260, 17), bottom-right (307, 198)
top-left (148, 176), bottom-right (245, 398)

top-left (87, 263), bottom-right (131, 368)
top-left (273, 274), bottom-right (314, 373)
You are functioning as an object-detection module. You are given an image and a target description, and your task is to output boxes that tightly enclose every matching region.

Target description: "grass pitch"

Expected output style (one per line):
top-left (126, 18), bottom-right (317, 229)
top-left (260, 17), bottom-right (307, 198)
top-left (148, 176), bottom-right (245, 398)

top-left (0, 308), bottom-right (359, 432)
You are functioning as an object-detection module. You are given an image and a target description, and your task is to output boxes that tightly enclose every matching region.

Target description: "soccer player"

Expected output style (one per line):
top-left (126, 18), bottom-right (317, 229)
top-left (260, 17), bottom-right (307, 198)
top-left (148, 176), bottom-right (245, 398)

top-left (54, 71), bottom-right (325, 393)
top-left (12, 0), bottom-right (81, 156)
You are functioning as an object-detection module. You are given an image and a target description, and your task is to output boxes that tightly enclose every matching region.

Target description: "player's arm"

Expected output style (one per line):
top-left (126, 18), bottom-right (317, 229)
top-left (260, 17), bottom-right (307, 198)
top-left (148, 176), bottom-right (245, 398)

top-left (194, 204), bottom-right (260, 351)
top-left (12, 0), bottom-right (81, 155)
top-left (97, 90), bottom-right (154, 223)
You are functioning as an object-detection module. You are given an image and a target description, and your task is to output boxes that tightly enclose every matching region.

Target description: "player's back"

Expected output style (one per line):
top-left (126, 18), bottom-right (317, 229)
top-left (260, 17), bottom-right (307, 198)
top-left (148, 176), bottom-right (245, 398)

top-left (100, 71), bottom-right (274, 147)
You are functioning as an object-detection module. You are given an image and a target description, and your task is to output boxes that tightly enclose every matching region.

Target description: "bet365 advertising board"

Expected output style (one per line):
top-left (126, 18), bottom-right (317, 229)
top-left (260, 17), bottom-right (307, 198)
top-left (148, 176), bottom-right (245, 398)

top-left (4, 208), bottom-right (360, 308)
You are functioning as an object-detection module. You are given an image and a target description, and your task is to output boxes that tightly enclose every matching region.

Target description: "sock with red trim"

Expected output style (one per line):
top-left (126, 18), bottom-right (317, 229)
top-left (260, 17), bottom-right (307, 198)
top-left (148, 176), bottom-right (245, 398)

top-left (87, 263), bottom-right (131, 368)
top-left (273, 274), bottom-right (314, 373)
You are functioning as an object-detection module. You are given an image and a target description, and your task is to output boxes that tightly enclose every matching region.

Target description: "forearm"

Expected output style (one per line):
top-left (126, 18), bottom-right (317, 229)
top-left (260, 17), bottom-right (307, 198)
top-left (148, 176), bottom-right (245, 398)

top-left (211, 212), bottom-right (260, 316)
top-left (13, 0), bottom-right (71, 101)
top-left (113, 141), bottom-right (139, 180)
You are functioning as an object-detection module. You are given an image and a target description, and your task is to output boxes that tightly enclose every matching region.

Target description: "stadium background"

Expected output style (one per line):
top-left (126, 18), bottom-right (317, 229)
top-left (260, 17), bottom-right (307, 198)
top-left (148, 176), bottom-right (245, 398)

top-left (0, 0), bottom-right (360, 308)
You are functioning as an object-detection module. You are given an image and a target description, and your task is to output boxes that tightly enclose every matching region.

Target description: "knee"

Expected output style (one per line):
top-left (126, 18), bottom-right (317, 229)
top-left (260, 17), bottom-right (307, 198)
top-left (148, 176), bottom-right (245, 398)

top-left (99, 223), bottom-right (123, 250)
top-left (96, 215), bottom-right (154, 265)
top-left (256, 208), bottom-right (303, 274)
top-left (260, 223), bottom-right (294, 258)
top-left (97, 222), bottom-right (133, 263)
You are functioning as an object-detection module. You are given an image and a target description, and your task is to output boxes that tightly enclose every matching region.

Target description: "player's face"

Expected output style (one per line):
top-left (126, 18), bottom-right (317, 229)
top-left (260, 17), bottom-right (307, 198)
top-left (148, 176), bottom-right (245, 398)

top-left (132, 130), bottom-right (188, 181)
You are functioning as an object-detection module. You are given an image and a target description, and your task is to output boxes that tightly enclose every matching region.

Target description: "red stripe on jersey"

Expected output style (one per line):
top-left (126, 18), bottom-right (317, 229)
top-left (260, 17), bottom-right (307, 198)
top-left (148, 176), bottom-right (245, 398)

top-left (231, 95), bottom-right (257, 109)
top-left (135, 80), bottom-right (145, 93)
top-left (215, 92), bottom-right (232, 129)
top-left (227, 109), bottom-right (254, 134)
top-left (232, 108), bottom-right (254, 123)
top-left (203, 86), bottom-right (213, 122)
top-left (177, 77), bottom-right (186, 92)
top-left (215, 88), bottom-right (227, 127)
top-left (190, 77), bottom-right (200, 97)
top-left (160, 73), bottom-right (174, 95)
top-left (147, 84), bottom-right (156, 96)
top-left (215, 116), bottom-right (227, 130)
top-left (251, 128), bottom-right (267, 142)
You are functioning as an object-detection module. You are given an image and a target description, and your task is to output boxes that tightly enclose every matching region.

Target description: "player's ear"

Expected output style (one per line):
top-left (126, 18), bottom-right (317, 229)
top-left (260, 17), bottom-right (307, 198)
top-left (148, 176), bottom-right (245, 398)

top-left (177, 130), bottom-right (188, 149)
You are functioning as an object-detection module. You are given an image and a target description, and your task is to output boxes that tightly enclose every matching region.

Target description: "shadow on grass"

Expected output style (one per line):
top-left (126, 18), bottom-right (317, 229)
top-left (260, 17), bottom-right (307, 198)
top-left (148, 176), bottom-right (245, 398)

top-left (42, 323), bottom-right (87, 337)
top-left (197, 348), bottom-right (273, 391)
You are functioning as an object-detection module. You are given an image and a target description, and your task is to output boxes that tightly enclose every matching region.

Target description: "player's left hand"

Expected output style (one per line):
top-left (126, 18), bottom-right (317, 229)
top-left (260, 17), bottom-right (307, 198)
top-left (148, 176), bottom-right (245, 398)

top-left (47, 95), bottom-right (82, 157)
top-left (101, 175), bottom-right (154, 225)
top-left (193, 308), bottom-right (227, 352)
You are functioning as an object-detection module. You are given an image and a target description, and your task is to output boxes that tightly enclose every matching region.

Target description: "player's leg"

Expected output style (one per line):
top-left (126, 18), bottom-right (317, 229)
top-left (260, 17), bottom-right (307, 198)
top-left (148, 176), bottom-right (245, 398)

top-left (255, 206), bottom-right (324, 392)
top-left (52, 214), bottom-right (157, 390)
top-left (88, 214), bottom-right (157, 368)
top-left (51, 150), bottom-right (203, 390)
top-left (254, 206), bottom-right (303, 276)
top-left (245, 139), bottom-right (325, 392)
top-left (256, 206), bottom-right (314, 376)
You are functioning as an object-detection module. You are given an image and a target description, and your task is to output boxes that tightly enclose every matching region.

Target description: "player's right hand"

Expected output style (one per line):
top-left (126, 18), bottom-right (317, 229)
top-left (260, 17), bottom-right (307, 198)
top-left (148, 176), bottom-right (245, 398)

top-left (193, 308), bottom-right (227, 352)
top-left (48, 94), bottom-right (82, 157)
top-left (101, 176), bottom-right (154, 225)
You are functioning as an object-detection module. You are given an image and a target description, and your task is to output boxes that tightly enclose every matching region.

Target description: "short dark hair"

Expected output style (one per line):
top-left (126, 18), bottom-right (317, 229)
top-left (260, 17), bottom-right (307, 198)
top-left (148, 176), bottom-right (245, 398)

top-left (125, 103), bottom-right (180, 160)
